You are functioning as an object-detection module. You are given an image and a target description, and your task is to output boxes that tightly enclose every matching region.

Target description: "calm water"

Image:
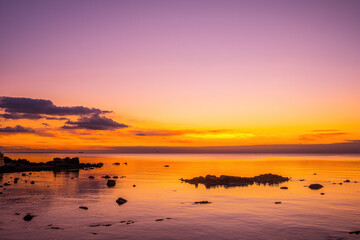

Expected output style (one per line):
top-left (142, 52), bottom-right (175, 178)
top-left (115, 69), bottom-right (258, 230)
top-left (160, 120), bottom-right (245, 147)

top-left (1, 153), bottom-right (360, 240)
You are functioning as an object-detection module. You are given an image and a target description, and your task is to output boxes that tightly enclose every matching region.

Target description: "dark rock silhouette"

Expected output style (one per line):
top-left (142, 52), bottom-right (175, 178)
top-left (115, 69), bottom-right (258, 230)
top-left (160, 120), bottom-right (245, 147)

top-left (308, 184), bottom-right (323, 190)
top-left (181, 173), bottom-right (290, 188)
top-left (344, 179), bottom-right (350, 183)
top-left (164, 165), bottom-right (170, 167)
top-left (79, 206), bottom-right (88, 210)
top-left (116, 197), bottom-right (127, 205)
top-left (155, 219), bottom-right (164, 221)
top-left (349, 231), bottom-right (360, 235)
top-left (0, 156), bottom-right (103, 173)
top-left (194, 201), bottom-right (211, 204)
top-left (274, 202), bottom-right (282, 204)
top-left (88, 176), bottom-right (95, 179)
top-left (101, 175), bottom-right (111, 179)
top-left (107, 180), bottom-right (116, 187)
top-left (23, 214), bottom-right (35, 221)
top-left (280, 186), bottom-right (288, 189)
top-left (113, 162), bottom-right (120, 166)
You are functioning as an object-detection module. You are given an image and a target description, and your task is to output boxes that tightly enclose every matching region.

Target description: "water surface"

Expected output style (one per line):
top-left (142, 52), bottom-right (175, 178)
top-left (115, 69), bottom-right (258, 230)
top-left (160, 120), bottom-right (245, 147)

top-left (1, 154), bottom-right (360, 240)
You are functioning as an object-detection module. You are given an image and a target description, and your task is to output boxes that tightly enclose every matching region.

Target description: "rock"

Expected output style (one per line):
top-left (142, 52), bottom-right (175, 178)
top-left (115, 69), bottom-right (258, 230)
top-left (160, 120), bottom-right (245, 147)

top-left (14, 178), bottom-right (19, 183)
top-left (320, 193), bottom-right (325, 195)
top-left (22, 173), bottom-right (26, 176)
top-left (89, 224), bottom-right (100, 227)
top-left (155, 219), bottom-right (164, 221)
top-left (102, 224), bottom-right (112, 227)
top-left (124, 162), bottom-right (127, 165)
top-left (79, 206), bottom-right (88, 210)
top-left (313, 173), bottom-right (317, 175)
top-left (166, 218), bottom-right (172, 219)
top-left (349, 231), bottom-right (360, 235)
top-left (23, 214), bottom-right (35, 221)
top-left (274, 202), bottom-right (282, 204)
top-left (308, 184), bottom-right (323, 190)
top-left (339, 183), bottom-right (343, 185)
top-left (344, 180), bottom-right (350, 183)
top-left (102, 175), bottom-right (111, 179)
top-left (113, 162), bottom-right (120, 166)
top-left (88, 176), bottom-right (95, 179)
top-left (107, 180), bottom-right (116, 187)
top-left (280, 186), bottom-right (288, 189)
top-left (113, 176), bottom-right (118, 179)
top-left (31, 181), bottom-right (35, 184)
top-left (15, 212), bottom-right (20, 215)
top-left (194, 201), bottom-right (211, 204)
top-left (116, 197), bottom-right (127, 205)
top-left (164, 165), bottom-right (170, 167)
top-left (133, 185), bottom-right (136, 187)
top-left (299, 179), bottom-right (305, 181)
top-left (50, 227), bottom-right (61, 230)
top-left (182, 173), bottom-right (290, 188)
top-left (4, 183), bottom-right (10, 186)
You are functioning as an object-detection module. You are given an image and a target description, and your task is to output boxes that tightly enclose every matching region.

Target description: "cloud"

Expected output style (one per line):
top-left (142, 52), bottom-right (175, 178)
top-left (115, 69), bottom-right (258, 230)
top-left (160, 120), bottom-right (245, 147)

top-left (299, 131), bottom-right (347, 141)
top-left (0, 125), bottom-right (35, 133)
top-left (131, 129), bottom-right (255, 139)
top-left (133, 130), bottom-right (184, 137)
top-left (45, 117), bottom-right (69, 121)
top-left (0, 96), bottom-right (110, 116)
top-left (61, 114), bottom-right (129, 130)
top-left (0, 113), bottom-right (43, 120)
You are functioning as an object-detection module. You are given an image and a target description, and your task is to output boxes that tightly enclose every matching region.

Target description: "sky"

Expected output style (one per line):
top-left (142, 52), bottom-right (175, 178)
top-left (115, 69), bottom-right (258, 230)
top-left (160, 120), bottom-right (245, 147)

top-left (0, 0), bottom-right (359, 152)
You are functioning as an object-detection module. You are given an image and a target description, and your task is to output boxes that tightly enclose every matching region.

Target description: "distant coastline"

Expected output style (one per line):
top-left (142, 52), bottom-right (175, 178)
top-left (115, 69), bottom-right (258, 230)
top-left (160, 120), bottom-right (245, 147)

top-left (2, 141), bottom-right (360, 154)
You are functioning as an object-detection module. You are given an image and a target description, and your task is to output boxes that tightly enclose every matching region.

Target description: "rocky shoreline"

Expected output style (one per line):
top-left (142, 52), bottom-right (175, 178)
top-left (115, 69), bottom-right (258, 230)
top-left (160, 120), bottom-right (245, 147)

top-left (0, 156), bottom-right (103, 173)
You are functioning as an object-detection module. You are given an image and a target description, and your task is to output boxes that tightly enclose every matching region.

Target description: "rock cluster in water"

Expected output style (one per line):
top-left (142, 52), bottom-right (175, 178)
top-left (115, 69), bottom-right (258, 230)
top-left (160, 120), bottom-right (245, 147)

top-left (181, 173), bottom-right (290, 188)
top-left (0, 156), bottom-right (103, 173)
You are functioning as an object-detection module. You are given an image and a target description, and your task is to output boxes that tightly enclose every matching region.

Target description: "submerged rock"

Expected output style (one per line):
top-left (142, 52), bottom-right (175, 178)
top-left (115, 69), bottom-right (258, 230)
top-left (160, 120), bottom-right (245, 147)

top-left (23, 214), bottom-right (35, 221)
top-left (79, 206), bottom-right (88, 210)
top-left (155, 219), bottom-right (164, 221)
top-left (308, 184), bottom-right (323, 190)
top-left (274, 202), bottom-right (282, 204)
top-left (102, 175), bottom-right (111, 179)
top-left (181, 173), bottom-right (290, 188)
top-left (113, 162), bottom-right (120, 166)
top-left (107, 180), bottom-right (116, 187)
top-left (164, 165), bottom-right (170, 167)
top-left (344, 180), bottom-right (350, 183)
top-left (116, 197), bottom-right (127, 205)
top-left (280, 186), bottom-right (288, 189)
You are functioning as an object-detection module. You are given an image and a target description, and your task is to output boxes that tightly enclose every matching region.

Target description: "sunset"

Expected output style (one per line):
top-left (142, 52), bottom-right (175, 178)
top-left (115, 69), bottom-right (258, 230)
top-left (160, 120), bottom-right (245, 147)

top-left (1, 1), bottom-right (360, 239)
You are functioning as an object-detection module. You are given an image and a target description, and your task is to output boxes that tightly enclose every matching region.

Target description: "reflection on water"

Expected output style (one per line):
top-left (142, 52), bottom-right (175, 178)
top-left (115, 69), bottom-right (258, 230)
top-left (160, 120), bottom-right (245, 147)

top-left (1, 154), bottom-right (360, 240)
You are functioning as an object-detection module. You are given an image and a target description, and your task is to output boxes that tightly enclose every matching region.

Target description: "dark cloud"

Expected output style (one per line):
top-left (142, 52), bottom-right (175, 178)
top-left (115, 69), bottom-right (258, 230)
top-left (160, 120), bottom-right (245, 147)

top-left (0, 96), bottom-right (110, 116)
top-left (0, 113), bottom-right (43, 120)
top-left (61, 114), bottom-right (128, 130)
top-left (0, 125), bottom-right (35, 133)
top-left (45, 117), bottom-right (69, 121)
